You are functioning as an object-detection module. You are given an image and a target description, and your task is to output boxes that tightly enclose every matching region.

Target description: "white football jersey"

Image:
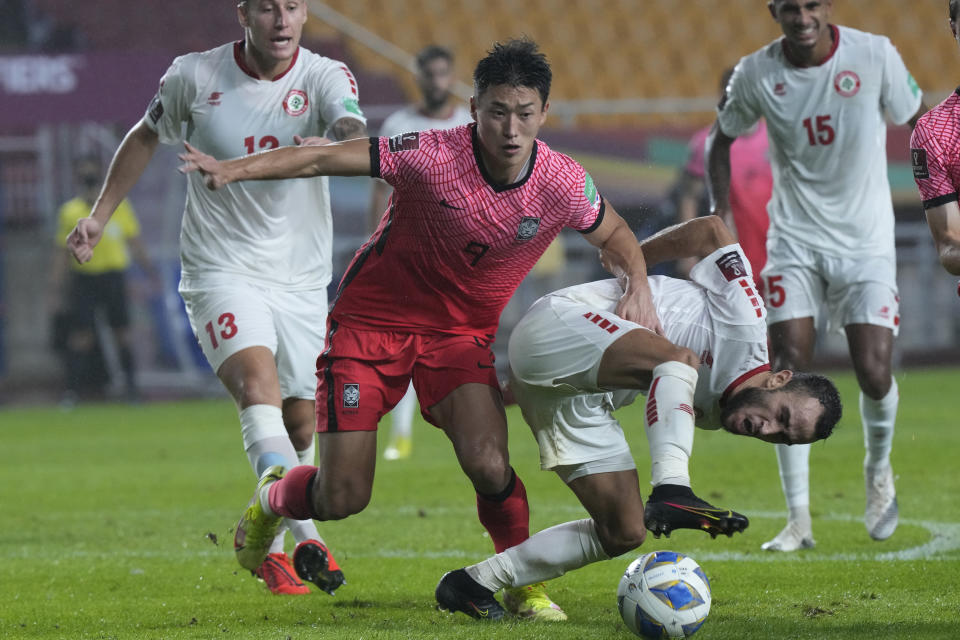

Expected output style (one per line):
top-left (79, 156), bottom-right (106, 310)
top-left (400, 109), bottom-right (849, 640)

top-left (546, 245), bottom-right (770, 429)
top-left (718, 26), bottom-right (922, 257)
top-left (143, 42), bottom-right (366, 289)
top-left (378, 103), bottom-right (473, 138)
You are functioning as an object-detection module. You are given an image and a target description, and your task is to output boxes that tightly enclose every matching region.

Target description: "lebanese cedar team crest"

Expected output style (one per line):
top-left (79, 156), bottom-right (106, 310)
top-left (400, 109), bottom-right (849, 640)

top-left (833, 70), bottom-right (860, 97)
top-left (283, 89), bottom-right (308, 116)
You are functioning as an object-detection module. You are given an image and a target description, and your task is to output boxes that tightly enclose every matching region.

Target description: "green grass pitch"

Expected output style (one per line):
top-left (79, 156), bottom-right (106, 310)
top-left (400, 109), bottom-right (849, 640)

top-left (1, 368), bottom-right (957, 639)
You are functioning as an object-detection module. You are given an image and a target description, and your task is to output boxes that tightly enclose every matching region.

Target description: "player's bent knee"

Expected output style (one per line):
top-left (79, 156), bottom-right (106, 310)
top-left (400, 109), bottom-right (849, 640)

top-left (459, 451), bottom-right (511, 494)
top-left (312, 484), bottom-right (371, 521)
top-left (859, 374), bottom-right (892, 400)
top-left (597, 521), bottom-right (647, 558)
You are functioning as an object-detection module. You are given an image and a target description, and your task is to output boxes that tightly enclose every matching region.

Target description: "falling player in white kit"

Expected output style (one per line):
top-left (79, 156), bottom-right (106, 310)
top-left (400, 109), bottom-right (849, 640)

top-left (369, 45), bottom-right (473, 462)
top-left (65, 0), bottom-right (364, 595)
top-left (706, 0), bottom-right (926, 551)
top-left (434, 216), bottom-right (842, 620)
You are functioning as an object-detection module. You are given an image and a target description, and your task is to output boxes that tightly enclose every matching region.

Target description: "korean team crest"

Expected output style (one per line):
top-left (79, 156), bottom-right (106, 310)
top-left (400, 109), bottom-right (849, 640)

top-left (516, 216), bottom-right (541, 241)
top-left (833, 71), bottom-right (860, 98)
top-left (342, 383), bottom-right (360, 408)
top-left (283, 89), bottom-right (308, 116)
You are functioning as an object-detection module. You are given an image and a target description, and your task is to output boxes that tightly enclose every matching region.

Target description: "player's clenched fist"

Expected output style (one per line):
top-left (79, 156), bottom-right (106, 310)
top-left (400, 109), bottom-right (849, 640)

top-left (65, 217), bottom-right (104, 264)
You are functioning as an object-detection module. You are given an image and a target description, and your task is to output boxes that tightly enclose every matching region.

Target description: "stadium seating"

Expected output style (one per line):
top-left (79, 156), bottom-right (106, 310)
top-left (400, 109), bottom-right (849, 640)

top-left (20, 0), bottom-right (957, 127)
top-left (310, 0), bottom-right (955, 127)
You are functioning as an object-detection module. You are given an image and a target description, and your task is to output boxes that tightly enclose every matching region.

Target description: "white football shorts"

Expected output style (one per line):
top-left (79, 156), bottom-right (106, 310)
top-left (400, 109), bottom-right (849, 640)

top-left (179, 276), bottom-right (328, 399)
top-left (760, 238), bottom-right (899, 335)
top-left (508, 295), bottom-right (645, 472)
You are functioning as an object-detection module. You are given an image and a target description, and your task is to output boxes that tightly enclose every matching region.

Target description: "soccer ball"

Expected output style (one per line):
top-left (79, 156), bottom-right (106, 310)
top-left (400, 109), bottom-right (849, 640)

top-left (616, 551), bottom-right (711, 638)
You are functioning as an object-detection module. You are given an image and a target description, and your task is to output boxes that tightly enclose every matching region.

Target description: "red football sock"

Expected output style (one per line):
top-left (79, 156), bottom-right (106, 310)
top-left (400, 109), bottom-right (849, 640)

top-left (267, 465), bottom-right (318, 520)
top-left (476, 469), bottom-right (530, 553)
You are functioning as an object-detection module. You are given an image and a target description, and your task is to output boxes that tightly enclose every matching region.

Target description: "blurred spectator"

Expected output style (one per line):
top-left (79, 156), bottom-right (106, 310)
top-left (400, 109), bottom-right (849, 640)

top-left (674, 68), bottom-right (771, 288)
top-left (49, 156), bottom-right (156, 403)
top-left (0, 0), bottom-right (29, 50)
top-left (370, 44), bottom-right (473, 461)
top-left (0, 0), bottom-right (82, 52)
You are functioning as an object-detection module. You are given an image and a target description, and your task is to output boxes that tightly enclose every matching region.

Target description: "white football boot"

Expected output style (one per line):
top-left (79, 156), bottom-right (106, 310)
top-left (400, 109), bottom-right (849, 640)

top-left (761, 520), bottom-right (815, 552)
top-left (864, 461), bottom-right (898, 541)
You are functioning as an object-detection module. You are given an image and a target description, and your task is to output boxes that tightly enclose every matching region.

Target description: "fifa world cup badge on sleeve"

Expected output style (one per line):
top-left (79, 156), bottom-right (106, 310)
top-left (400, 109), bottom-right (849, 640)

top-left (715, 251), bottom-right (747, 281)
top-left (389, 132), bottom-right (420, 153)
top-left (148, 94), bottom-right (164, 125)
top-left (911, 148), bottom-right (929, 180)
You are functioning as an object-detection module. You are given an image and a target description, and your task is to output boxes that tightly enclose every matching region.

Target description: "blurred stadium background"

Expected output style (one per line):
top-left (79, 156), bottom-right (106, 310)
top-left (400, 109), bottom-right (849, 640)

top-left (1, 0), bottom-right (958, 405)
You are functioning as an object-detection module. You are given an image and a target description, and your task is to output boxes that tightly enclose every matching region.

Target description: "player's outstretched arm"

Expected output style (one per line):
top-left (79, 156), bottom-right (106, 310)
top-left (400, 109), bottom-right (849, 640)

top-left (587, 202), bottom-right (663, 334)
top-left (639, 215), bottom-right (736, 269)
top-left (705, 121), bottom-right (736, 220)
top-left (178, 137), bottom-right (373, 190)
top-left (66, 121), bottom-right (159, 264)
top-left (924, 202), bottom-right (960, 275)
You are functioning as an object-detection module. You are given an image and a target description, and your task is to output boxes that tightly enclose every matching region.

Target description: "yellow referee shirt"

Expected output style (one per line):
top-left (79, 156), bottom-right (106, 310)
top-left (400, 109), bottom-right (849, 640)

top-left (56, 198), bottom-right (140, 275)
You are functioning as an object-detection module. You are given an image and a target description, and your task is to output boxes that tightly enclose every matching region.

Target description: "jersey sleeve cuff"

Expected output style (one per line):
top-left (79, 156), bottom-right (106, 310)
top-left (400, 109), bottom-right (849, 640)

top-left (369, 137), bottom-right (381, 178)
top-left (577, 197), bottom-right (606, 234)
top-left (922, 192), bottom-right (959, 209)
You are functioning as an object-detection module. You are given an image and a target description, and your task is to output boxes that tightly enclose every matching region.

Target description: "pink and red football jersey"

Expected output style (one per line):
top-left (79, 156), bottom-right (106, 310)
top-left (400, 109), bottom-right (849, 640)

top-left (331, 124), bottom-right (604, 337)
top-left (911, 89), bottom-right (960, 209)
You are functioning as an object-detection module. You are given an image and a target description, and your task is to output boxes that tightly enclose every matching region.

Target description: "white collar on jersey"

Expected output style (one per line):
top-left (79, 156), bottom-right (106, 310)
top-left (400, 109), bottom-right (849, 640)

top-left (513, 153), bottom-right (533, 183)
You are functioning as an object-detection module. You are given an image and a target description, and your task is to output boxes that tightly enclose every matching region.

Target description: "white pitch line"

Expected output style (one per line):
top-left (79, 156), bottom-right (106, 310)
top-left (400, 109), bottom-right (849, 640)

top-left (676, 511), bottom-right (960, 563)
top-left (4, 509), bottom-right (957, 564)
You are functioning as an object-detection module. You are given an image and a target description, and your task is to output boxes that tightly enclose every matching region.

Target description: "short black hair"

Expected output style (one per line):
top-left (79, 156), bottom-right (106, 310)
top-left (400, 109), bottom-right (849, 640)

top-left (782, 372), bottom-right (843, 441)
top-left (416, 45), bottom-right (453, 70)
top-left (951, 0), bottom-right (960, 22)
top-left (473, 38), bottom-right (551, 106)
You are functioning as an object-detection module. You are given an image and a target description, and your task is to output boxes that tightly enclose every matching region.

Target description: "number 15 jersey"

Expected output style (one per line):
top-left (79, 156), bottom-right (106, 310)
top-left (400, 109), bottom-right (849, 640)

top-left (718, 25), bottom-right (921, 258)
top-left (330, 124), bottom-right (604, 338)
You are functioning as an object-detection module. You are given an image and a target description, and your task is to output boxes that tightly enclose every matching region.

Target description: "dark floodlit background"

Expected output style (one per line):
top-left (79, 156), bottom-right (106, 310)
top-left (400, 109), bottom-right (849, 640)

top-left (1, 0), bottom-right (957, 405)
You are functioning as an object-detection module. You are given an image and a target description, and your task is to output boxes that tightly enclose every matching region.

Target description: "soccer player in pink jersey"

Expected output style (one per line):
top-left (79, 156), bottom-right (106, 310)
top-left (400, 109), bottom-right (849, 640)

top-left (180, 38), bottom-right (661, 620)
top-left (434, 215), bottom-right (841, 621)
top-left (66, 0), bottom-right (364, 596)
top-left (909, 0), bottom-right (960, 275)
top-left (707, 0), bottom-right (926, 552)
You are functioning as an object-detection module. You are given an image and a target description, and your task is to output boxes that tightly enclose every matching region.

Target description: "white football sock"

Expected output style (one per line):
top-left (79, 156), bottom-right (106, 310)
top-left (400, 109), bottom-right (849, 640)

top-left (775, 443), bottom-right (811, 529)
top-left (240, 404), bottom-right (297, 476)
top-left (861, 378), bottom-right (898, 469)
top-left (465, 519), bottom-right (609, 591)
top-left (241, 404), bottom-right (320, 546)
top-left (389, 382), bottom-right (417, 440)
top-left (645, 361), bottom-right (698, 487)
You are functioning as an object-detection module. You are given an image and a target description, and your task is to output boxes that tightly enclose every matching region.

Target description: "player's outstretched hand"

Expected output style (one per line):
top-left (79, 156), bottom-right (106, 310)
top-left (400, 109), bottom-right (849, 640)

top-left (294, 135), bottom-right (332, 147)
top-left (66, 217), bottom-right (104, 264)
top-left (616, 285), bottom-right (664, 335)
top-left (178, 142), bottom-right (229, 190)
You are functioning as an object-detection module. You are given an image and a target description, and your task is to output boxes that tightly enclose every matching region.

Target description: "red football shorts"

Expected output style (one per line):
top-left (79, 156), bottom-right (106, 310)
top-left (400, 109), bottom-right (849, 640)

top-left (315, 322), bottom-right (499, 432)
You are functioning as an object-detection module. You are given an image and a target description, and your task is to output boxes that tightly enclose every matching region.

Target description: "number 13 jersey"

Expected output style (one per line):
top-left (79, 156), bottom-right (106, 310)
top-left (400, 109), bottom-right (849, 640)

top-left (144, 41), bottom-right (365, 290)
top-left (718, 25), bottom-right (921, 258)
